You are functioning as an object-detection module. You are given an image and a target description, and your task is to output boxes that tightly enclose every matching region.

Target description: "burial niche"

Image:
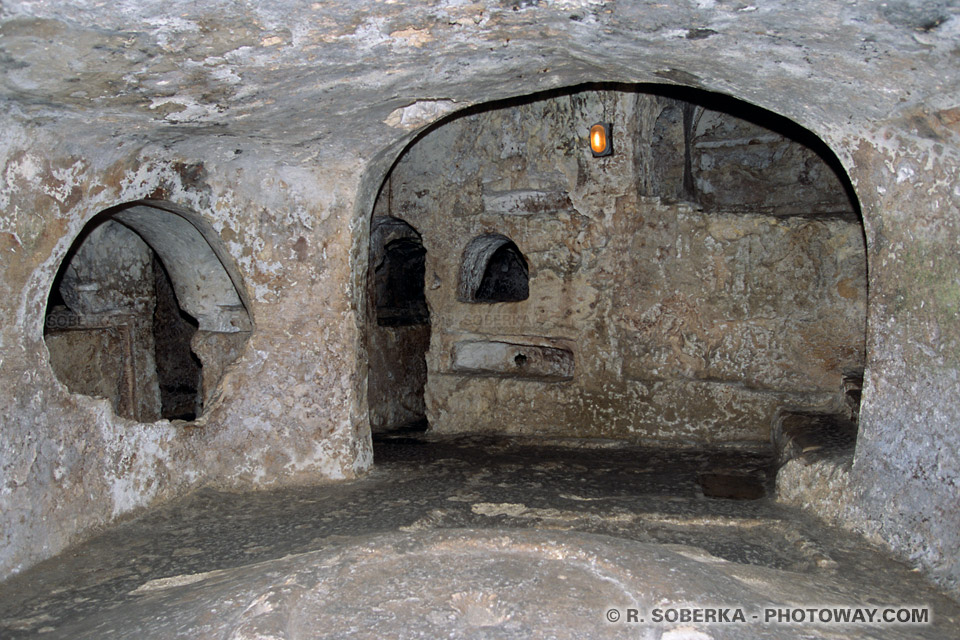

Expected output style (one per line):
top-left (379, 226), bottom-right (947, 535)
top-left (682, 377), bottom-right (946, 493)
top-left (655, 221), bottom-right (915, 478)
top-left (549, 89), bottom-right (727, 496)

top-left (458, 234), bottom-right (529, 303)
top-left (44, 201), bottom-right (252, 422)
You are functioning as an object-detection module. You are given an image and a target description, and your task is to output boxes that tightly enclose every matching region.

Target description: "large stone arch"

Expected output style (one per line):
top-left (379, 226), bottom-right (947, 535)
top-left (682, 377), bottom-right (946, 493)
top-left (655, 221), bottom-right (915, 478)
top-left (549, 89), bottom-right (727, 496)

top-left (1, 0), bottom-right (957, 595)
top-left (357, 82), bottom-right (867, 446)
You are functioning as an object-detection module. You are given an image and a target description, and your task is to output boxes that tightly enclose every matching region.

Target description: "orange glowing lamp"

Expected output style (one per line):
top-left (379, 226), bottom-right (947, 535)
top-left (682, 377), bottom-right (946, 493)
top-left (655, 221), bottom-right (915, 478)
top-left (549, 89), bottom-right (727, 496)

top-left (589, 122), bottom-right (612, 157)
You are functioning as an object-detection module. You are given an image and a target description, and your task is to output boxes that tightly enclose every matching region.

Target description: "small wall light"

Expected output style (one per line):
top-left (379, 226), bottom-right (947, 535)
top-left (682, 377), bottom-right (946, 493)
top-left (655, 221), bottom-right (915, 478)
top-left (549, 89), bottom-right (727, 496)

top-left (589, 122), bottom-right (612, 157)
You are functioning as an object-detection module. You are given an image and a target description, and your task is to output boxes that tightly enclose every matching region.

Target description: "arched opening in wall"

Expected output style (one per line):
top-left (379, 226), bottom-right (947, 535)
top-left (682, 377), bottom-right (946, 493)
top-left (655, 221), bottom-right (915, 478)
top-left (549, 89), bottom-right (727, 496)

top-left (43, 200), bottom-right (253, 423)
top-left (366, 215), bottom-right (431, 433)
top-left (376, 230), bottom-right (430, 327)
top-left (458, 234), bottom-right (529, 303)
top-left (366, 83), bottom-right (866, 478)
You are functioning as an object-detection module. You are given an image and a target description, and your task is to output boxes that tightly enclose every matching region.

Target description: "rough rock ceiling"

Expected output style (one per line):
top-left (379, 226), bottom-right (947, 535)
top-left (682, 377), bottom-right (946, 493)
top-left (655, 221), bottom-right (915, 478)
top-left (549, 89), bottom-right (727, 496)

top-left (1, 0), bottom-right (959, 164)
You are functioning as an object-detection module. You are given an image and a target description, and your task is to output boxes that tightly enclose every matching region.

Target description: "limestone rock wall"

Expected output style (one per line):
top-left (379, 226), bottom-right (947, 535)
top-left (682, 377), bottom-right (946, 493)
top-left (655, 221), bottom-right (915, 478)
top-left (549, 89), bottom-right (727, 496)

top-left (0, 125), bottom-right (372, 579)
top-left (773, 115), bottom-right (960, 595)
top-left (46, 220), bottom-right (163, 422)
top-left (843, 114), bottom-right (960, 594)
top-left (372, 88), bottom-right (867, 444)
top-left (0, 0), bottom-right (957, 598)
top-left (366, 324), bottom-right (430, 431)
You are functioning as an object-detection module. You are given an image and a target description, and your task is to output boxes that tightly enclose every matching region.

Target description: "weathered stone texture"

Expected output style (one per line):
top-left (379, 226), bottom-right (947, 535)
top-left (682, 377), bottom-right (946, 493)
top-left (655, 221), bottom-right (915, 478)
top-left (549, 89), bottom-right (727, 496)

top-left (366, 323), bottom-right (430, 432)
top-left (691, 106), bottom-right (854, 215)
top-left (842, 127), bottom-right (960, 594)
top-left (374, 89), bottom-right (866, 444)
top-left (37, 527), bottom-right (960, 639)
top-left (0, 0), bottom-right (957, 599)
top-left (0, 126), bottom-right (371, 579)
top-left (190, 329), bottom-right (249, 412)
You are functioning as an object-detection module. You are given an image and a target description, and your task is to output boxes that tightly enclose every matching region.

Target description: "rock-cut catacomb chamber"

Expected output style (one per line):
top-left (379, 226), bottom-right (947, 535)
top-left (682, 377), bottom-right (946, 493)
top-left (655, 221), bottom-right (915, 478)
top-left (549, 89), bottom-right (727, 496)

top-left (6, 2), bottom-right (960, 636)
top-left (368, 85), bottom-right (867, 454)
top-left (44, 201), bottom-right (252, 423)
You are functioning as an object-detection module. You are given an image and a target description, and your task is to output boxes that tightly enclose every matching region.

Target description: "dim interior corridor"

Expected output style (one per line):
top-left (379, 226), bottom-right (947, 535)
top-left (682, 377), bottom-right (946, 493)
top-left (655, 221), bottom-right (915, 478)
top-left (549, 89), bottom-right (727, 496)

top-left (1, 431), bottom-right (957, 639)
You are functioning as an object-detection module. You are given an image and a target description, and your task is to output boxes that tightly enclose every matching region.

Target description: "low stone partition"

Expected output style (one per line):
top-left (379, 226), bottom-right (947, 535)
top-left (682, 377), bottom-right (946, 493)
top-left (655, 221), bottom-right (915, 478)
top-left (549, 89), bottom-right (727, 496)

top-left (774, 410), bottom-right (859, 527)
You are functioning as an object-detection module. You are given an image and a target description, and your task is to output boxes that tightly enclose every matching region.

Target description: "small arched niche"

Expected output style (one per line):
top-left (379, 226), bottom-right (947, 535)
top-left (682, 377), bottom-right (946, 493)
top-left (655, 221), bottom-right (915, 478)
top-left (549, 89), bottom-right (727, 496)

top-left (371, 217), bottom-right (430, 327)
top-left (458, 234), bottom-right (529, 303)
top-left (44, 200), bottom-right (252, 422)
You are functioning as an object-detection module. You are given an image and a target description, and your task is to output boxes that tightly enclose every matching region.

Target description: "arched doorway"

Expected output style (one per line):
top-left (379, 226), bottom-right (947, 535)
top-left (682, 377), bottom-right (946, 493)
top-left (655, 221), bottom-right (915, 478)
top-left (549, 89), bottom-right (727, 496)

top-left (366, 215), bottom-right (431, 433)
top-left (366, 83), bottom-right (866, 459)
top-left (44, 200), bottom-right (253, 422)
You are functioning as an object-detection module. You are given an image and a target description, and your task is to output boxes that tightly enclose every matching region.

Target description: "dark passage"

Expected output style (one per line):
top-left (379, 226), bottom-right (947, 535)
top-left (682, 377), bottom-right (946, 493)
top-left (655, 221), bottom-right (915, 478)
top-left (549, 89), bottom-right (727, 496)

top-left (151, 255), bottom-right (201, 421)
top-left (376, 237), bottom-right (430, 327)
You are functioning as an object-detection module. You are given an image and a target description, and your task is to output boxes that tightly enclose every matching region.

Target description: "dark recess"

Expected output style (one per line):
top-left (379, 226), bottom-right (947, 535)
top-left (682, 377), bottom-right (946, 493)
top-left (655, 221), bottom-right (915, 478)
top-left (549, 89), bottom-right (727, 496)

top-left (152, 254), bottom-right (201, 421)
top-left (475, 243), bottom-right (529, 303)
top-left (376, 238), bottom-right (430, 327)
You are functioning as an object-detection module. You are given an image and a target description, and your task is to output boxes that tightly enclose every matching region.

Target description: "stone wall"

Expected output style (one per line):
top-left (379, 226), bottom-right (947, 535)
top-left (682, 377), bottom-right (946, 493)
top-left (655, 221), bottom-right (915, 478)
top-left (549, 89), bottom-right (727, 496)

top-left (0, 125), bottom-right (372, 578)
top-left (370, 88), bottom-right (867, 445)
top-left (46, 220), bottom-right (163, 422)
top-left (1, 0), bottom-right (958, 597)
top-left (843, 113), bottom-right (960, 594)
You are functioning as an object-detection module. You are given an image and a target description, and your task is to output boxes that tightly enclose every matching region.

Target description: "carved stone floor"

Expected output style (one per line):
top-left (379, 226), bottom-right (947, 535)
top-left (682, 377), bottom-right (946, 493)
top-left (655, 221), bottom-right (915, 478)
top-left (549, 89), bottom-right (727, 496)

top-left (1, 433), bottom-right (957, 639)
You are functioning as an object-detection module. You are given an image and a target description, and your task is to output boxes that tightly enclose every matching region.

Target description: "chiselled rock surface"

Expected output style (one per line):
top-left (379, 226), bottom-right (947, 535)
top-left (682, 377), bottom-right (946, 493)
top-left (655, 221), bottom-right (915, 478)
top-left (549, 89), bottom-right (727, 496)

top-left (372, 88), bottom-right (865, 442)
top-left (0, 0), bottom-right (958, 601)
top-left (1, 435), bottom-right (958, 639)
